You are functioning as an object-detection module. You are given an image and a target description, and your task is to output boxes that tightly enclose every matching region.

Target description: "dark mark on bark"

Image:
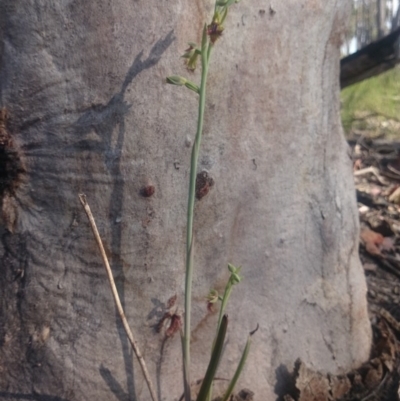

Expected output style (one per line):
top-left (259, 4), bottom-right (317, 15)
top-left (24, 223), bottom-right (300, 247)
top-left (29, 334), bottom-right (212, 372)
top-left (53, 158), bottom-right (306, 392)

top-left (0, 108), bottom-right (25, 232)
top-left (196, 171), bottom-right (214, 200)
top-left (140, 185), bottom-right (155, 198)
top-left (0, 109), bottom-right (24, 196)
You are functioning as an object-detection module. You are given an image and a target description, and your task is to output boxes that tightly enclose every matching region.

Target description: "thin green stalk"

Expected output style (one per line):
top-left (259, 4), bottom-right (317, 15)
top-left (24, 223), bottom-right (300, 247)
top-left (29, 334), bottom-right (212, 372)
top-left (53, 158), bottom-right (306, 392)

top-left (167, 5), bottom-right (242, 401)
top-left (183, 24), bottom-right (211, 401)
top-left (216, 279), bottom-right (233, 334)
top-left (214, 265), bottom-right (241, 340)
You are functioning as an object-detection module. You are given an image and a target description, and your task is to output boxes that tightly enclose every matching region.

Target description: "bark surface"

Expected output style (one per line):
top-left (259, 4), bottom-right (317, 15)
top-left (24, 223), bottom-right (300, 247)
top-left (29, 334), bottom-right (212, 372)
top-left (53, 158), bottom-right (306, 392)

top-left (0, 1), bottom-right (371, 400)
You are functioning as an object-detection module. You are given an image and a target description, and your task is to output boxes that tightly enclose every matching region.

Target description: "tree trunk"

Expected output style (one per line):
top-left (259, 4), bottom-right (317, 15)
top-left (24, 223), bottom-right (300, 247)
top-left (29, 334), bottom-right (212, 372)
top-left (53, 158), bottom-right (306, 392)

top-left (0, 1), bottom-right (371, 400)
top-left (393, 1), bottom-right (400, 29)
top-left (377, 0), bottom-right (386, 38)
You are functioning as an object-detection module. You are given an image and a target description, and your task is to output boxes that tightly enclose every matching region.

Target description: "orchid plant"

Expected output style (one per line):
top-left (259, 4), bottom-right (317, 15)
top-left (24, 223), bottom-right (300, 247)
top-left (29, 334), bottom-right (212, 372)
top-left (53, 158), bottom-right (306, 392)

top-left (167, 1), bottom-right (256, 400)
top-left (80, 2), bottom-right (255, 401)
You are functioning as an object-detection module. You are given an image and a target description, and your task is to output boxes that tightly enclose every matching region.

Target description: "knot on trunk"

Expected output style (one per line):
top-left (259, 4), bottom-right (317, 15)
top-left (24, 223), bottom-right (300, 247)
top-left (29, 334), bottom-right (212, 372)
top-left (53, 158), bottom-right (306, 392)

top-left (0, 108), bottom-right (25, 232)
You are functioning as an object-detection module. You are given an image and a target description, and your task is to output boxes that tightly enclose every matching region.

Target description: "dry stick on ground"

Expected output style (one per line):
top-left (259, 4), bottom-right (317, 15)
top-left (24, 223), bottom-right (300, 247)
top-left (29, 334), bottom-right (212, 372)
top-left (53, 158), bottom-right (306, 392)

top-left (354, 166), bottom-right (389, 185)
top-left (78, 193), bottom-right (158, 401)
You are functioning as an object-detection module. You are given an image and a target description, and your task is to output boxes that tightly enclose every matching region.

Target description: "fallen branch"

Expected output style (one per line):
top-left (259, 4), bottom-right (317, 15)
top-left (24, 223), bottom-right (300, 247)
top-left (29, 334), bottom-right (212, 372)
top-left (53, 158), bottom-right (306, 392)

top-left (78, 193), bottom-right (158, 401)
top-left (340, 27), bottom-right (400, 89)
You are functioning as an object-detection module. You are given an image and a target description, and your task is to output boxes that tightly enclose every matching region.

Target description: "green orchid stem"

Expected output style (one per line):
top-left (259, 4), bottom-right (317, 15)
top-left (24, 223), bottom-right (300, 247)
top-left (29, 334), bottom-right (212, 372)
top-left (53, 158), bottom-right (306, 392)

top-left (183, 24), bottom-right (212, 401)
top-left (217, 266), bottom-right (241, 334)
top-left (216, 279), bottom-right (234, 334)
top-left (206, 272), bottom-right (236, 401)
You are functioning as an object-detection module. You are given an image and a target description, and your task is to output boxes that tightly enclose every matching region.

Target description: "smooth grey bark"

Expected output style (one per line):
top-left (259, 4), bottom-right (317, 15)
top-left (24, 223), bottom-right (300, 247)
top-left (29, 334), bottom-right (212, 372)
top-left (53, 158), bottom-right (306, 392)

top-left (0, 1), bottom-right (371, 401)
top-left (377, 0), bottom-right (386, 38)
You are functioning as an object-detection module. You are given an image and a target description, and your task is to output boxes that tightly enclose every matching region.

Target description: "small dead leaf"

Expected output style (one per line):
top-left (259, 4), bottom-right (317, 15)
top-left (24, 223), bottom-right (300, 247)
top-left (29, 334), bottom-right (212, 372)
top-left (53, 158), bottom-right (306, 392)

top-left (379, 309), bottom-right (400, 338)
top-left (167, 294), bottom-right (177, 308)
top-left (363, 263), bottom-right (377, 272)
top-left (370, 186), bottom-right (382, 197)
top-left (360, 228), bottom-right (384, 256)
top-left (360, 228), bottom-right (384, 245)
top-left (389, 187), bottom-right (400, 204)
top-left (364, 358), bottom-right (383, 389)
top-left (387, 157), bottom-right (400, 176)
top-left (354, 158), bottom-right (363, 170)
top-left (382, 184), bottom-right (398, 197)
top-left (329, 374), bottom-right (351, 399)
top-left (381, 237), bottom-right (395, 252)
top-left (165, 314), bottom-right (182, 337)
top-left (367, 216), bottom-right (394, 237)
top-left (296, 361), bottom-right (330, 401)
top-left (365, 242), bottom-right (382, 256)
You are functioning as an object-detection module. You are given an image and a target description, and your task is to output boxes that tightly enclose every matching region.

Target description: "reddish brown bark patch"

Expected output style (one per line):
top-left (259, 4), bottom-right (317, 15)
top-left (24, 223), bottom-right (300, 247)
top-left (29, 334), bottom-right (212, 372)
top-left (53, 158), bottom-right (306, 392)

top-left (140, 184), bottom-right (155, 198)
top-left (195, 170), bottom-right (214, 200)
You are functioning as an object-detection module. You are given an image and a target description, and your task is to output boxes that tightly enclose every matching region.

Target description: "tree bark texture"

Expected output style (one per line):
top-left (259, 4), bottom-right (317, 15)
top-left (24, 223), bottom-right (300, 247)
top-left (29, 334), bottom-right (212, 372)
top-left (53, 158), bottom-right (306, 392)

top-left (377, 0), bottom-right (386, 38)
top-left (0, 1), bottom-right (371, 400)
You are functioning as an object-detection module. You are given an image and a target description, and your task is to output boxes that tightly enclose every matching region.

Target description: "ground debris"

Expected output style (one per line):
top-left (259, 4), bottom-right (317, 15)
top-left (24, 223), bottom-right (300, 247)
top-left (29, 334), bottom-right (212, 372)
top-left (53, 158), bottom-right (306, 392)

top-left (282, 317), bottom-right (400, 401)
top-left (352, 137), bottom-right (400, 290)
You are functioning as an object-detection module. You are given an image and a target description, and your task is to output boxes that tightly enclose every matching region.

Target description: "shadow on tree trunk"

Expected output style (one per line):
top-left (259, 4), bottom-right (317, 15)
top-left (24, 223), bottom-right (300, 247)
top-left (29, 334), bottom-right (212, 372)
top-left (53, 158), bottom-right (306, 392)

top-left (71, 31), bottom-right (175, 400)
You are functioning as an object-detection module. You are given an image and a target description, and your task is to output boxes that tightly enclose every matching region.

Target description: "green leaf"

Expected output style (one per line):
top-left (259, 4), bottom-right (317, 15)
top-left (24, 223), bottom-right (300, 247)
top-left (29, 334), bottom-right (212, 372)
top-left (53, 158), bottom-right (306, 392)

top-left (231, 272), bottom-right (241, 284)
top-left (220, 325), bottom-right (258, 401)
top-left (228, 263), bottom-right (237, 273)
top-left (196, 315), bottom-right (228, 401)
top-left (207, 289), bottom-right (219, 303)
top-left (216, 0), bottom-right (237, 7)
top-left (220, 332), bottom-right (253, 401)
top-left (220, 6), bottom-right (229, 24)
top-left (181, 330), bottom-right (191, 401)
top-left (166, 75), bottom-right (187, 86)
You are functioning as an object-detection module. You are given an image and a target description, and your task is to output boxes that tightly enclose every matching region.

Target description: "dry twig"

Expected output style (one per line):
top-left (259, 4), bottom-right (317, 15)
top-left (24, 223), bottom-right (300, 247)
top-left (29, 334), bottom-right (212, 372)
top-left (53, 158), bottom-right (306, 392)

top-left (79, 193), bottom-right (158, 401)
top-left (354, 166), bottom-right (389, 185)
